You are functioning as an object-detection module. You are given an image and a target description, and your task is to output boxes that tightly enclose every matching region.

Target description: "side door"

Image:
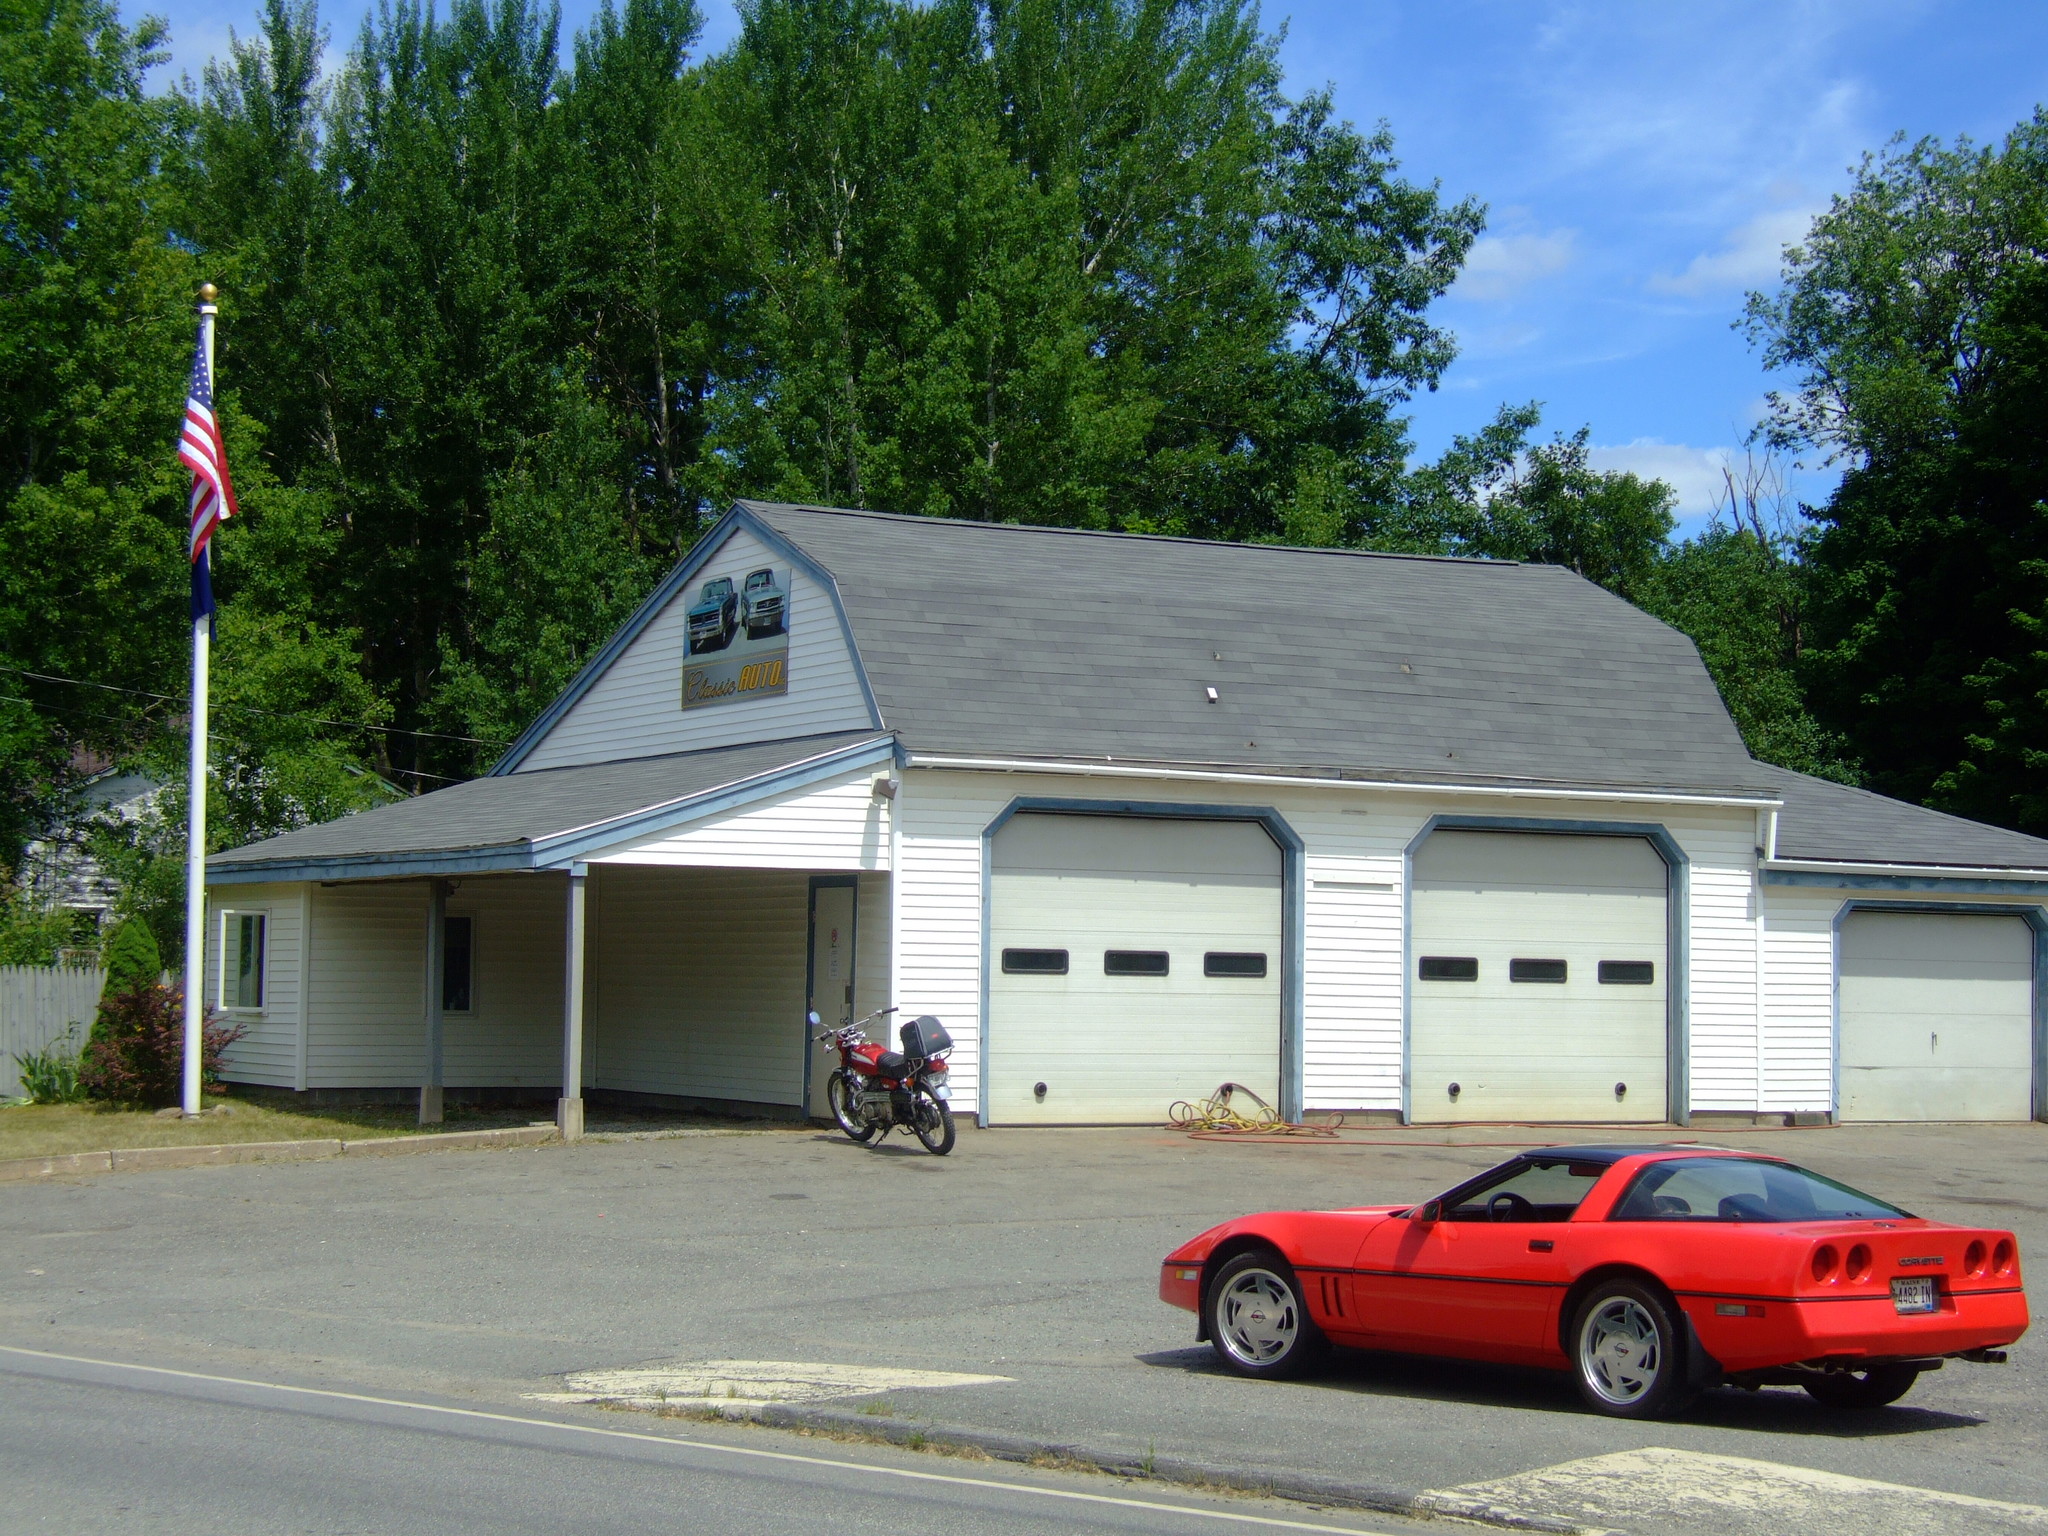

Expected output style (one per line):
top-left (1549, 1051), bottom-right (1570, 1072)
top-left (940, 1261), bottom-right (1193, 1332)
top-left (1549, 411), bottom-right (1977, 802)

top-left (1348, 1160), bottom-right (1601, 1362)
top-left (805, 881), bottom-right (858, 1119)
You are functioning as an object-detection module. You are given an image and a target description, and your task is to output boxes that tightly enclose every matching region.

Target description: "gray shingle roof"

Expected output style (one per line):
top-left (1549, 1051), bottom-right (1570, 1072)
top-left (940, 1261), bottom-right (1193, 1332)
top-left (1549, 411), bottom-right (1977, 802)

top-left (209, 732), bottom-right (888, 875)
top-left (743, 502), bottom-right (1772, 797)
top-left (1754, 763), bottom-right (2048, 871)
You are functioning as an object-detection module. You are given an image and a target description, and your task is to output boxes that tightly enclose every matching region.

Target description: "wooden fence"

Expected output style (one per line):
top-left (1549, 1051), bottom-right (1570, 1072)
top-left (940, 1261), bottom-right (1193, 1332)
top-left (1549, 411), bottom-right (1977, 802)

top-left (1, 966), bottom-right (106, 1096)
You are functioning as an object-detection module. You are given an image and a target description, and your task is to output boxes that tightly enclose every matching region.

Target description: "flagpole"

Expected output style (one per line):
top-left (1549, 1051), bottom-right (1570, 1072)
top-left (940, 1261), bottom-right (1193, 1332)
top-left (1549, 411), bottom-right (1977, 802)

top-left (181, 282), bottom-right (218, 1119)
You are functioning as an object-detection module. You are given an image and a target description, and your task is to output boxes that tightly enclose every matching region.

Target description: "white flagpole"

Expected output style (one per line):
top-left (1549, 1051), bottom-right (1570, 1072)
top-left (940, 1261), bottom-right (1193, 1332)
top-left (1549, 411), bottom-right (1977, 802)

top-left (181, 282), bottom-right (218, 1119)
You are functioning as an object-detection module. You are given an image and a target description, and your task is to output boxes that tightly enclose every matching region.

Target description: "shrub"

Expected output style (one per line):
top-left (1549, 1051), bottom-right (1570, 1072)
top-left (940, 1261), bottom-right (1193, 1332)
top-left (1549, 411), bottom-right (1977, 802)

top-left (99, 915), bottom-right (163, 1001)
top-left (13, 1026), bottom-right (87, 1104)
top-left (77, 983), bottom-right (243, 1107)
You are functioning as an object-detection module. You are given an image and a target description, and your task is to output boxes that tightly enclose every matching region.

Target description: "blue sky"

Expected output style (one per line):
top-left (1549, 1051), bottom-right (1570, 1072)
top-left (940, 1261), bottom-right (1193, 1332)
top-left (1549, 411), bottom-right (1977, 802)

top-left (146, 0), bottom-right (2048, 529)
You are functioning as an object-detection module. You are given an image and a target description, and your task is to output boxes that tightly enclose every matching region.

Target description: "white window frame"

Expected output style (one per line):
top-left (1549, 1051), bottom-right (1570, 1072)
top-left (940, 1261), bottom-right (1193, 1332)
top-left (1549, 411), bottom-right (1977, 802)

top-left (441, 910), bottom-right (478, 1017)
top-left (217, 907), bottom-right (269, 1013)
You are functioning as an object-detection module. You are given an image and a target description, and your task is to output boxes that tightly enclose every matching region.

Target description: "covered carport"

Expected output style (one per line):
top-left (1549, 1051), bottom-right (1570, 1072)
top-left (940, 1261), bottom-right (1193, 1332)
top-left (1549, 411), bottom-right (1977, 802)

top-left (203, 733), bottom-right (896, 1137)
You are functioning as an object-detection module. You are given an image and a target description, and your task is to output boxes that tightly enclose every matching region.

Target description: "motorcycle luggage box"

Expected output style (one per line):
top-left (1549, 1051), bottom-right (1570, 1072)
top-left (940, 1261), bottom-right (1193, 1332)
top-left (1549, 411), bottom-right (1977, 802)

top-left (873, 1050), bottom-right (910, 1077)
top-left (900, 1016), bottom-right (952, 1058)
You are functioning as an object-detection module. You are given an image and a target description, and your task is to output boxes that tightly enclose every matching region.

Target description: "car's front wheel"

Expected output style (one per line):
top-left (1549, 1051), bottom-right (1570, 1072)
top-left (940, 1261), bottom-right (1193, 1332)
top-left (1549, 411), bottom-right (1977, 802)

top-left (1204, 1251), bottom-right (1327, 1379)
top-left (1802, 1364), bottom-right (1921, 1410)
top-left (1570, 1278), bottom-right (1695, 1419)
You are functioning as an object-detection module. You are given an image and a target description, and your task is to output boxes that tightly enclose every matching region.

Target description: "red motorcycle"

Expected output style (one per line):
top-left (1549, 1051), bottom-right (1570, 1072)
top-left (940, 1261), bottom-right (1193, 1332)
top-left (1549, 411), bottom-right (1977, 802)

top-left (809, 1005), bottom-right (956, 1155)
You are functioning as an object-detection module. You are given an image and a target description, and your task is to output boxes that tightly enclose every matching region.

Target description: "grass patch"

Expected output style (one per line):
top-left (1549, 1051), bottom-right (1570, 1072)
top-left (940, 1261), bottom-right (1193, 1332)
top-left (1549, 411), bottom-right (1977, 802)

top-left (0, 1094), bottom-right (546, 1161)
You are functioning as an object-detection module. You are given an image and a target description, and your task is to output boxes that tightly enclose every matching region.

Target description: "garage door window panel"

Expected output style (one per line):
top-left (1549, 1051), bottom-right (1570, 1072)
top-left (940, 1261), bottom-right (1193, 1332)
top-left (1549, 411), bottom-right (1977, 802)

top-left (1105, 950), bottom-right (1170, 976)
top-left (1508, 958), bottom-right (1568, 983)
top-left (1001, 949), bottom-right (1069, 975)
top-left (1418, 956), bottom-right (1478, 981)
top-left (1203, 952), bottom-right (1267, 978)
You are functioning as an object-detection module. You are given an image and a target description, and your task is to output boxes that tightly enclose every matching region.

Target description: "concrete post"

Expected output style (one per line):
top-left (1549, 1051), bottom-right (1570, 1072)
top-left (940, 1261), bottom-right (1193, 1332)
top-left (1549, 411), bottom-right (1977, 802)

top-left (420, 878), bottom-right (446, 1125)
top-left (558, 867), bottom-right (587, 1141)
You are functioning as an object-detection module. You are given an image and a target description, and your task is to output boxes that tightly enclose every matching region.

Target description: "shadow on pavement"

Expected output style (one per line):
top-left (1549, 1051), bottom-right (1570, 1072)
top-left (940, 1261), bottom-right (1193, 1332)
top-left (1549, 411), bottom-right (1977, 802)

top-left (1135, 1344), bottom-right (1983, 1437)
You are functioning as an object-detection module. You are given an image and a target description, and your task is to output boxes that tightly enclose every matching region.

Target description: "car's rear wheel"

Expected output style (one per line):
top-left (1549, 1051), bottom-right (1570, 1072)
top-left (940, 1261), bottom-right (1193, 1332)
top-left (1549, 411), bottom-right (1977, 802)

top-left (1802, 1364), bottom-right (1921, 1410)
top-left (1570, 1278), bottom-right (1694, 1419)
top-left (1204, 1251), bottom-right (1326, 1379)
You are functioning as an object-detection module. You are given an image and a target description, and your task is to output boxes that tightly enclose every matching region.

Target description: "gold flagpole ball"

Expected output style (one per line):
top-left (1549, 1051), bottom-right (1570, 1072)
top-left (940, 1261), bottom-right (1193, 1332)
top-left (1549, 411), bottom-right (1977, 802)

top-left (198, 282), bottom-right (218, 303)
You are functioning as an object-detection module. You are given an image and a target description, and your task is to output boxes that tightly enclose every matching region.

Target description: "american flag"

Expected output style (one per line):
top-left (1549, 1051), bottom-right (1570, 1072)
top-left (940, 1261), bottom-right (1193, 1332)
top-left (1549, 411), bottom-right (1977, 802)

top-left (176, 321), bottom-right (237, 622)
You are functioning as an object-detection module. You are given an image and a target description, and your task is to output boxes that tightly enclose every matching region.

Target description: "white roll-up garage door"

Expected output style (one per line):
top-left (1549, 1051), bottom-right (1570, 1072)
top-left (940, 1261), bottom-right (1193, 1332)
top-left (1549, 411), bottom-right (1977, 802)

top-left (987, 813), bottom-right (1282, 1124)
top-left (1411, 830), bottom-right (1668, 1123)
top-left (1838, 910), bottom-right (2034, 1121)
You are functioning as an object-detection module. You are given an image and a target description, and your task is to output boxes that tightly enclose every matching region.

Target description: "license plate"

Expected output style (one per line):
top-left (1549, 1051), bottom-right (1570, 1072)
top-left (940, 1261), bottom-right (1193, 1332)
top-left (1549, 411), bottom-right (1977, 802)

top-left (1892, 1277), bottom-right (1938, 1315)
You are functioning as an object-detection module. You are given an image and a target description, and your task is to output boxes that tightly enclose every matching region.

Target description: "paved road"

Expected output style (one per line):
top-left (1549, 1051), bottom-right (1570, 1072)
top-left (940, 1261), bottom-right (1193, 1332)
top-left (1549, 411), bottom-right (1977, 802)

top-left (1, 1121), bottom-right (2042, 1533)
top-left (0, 1345), bottom-right (1422, 1536)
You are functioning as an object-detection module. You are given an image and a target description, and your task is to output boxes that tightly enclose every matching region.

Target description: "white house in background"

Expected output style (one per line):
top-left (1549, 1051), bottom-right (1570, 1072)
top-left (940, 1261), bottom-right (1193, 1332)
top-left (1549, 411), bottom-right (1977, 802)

top-left (204, 502), bottom-right (2048, 1137)
top-left (24, 771), bottom-right (164, 931)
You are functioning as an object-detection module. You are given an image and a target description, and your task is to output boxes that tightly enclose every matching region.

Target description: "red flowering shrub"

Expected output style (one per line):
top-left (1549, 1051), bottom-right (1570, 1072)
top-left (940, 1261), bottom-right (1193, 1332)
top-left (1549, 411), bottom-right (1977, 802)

top-left (77, 983), bottom-right (244, 1106)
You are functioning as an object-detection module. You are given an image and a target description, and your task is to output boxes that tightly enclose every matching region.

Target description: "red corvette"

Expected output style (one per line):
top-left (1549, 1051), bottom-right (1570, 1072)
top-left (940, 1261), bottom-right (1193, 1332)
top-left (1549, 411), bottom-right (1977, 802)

top-left (1160, 1144), bottom-right (2027, 1418)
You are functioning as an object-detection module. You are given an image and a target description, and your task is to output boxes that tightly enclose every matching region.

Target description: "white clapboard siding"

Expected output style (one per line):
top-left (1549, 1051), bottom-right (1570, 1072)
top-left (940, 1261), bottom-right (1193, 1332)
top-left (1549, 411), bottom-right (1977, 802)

top-left (207, 883), bottom-right (307, 1088)
top-left (589, 763), bottom-right (891, 870)
top-left (1761, 885), bottom-right (1841, 1112)
top-left (591, 865), bottom-right (809, 1105)
top-left (1665, 810), bottom-right (1764, 1113)
top-left (516, 526), bottom-right (876, 773)
top-left (305, 880), bottom-right (429, 1086)
top-left (1295, 802), bottom-right (1407, 1111)
top-left (443, 874), bottom-right (565, 1088)
top-left (0, 966), bottom-right (105, 1094)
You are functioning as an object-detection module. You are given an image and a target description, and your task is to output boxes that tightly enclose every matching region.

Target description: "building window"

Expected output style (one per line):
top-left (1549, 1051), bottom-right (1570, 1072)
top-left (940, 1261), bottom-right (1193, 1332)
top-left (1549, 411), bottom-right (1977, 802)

top-left (1104, 950), bottom-right (1169, 976)
top-left (220, 911), bottom-right (266, 1010)
top-left (1598, 960), bottom-right (1655, 985)
top-left (1417, 955), bottom-right (1478, 982)
top-left (443, 915), bottom-right (475, 1013)
top-left (1001, 948), bottom-right (1068, 975)
top-left (1509, 958), bottom-right (1568, 984)
top-left (1204, 952), bottom-right (1268, 978)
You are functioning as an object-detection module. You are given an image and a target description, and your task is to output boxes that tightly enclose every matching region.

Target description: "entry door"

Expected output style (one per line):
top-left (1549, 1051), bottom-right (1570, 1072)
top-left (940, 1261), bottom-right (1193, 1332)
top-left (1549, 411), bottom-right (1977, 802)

top-left (987, 813), bottom-right (1282, 1124)
top-left (1410, 831), bottom-right (1668, 1122)
top-left (1839, 910), bottom-right (2033, 1121)
top-left (1351, 1217), bottom-right (1566, 1362)
top-left (806, 882), bottom-right (858, 1119)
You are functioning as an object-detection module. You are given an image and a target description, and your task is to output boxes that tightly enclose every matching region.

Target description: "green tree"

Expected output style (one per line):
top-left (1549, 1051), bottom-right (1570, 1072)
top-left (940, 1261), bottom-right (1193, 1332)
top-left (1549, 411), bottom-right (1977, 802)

top-left (1748, 114), bottom-right (2048, 830)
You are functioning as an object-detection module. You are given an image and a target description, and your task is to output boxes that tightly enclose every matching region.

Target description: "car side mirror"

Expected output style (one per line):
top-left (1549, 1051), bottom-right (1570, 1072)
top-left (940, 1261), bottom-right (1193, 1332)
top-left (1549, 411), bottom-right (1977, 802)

top-left (1413, 1200), bottom-right (1442, 1223)
top-left (806, 1011), bottom-right (822, 1027)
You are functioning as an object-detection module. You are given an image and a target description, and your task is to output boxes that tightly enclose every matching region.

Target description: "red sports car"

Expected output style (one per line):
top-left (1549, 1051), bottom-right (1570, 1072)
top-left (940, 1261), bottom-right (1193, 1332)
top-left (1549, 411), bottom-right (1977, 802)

top-left (1160, 1144), bottom-right (2027, 1418)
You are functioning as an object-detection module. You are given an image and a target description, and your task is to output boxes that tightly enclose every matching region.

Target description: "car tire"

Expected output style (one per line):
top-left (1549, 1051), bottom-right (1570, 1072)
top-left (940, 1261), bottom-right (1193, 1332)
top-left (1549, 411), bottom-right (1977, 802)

top-left (1802, 1364), bottom-right (1921, 1410)
top-left (1204, 1250), bottom-right (1327, 1380)
top-left (1570, 1278), bottom-right (1695, 1419)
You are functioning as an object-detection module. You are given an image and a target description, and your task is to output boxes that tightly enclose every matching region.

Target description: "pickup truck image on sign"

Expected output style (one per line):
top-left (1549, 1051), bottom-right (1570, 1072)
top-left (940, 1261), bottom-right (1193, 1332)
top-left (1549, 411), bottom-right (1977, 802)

top-left (683, 564), bottom-right (791, 710)
top-left (741, 567), bottom-right (787, 638)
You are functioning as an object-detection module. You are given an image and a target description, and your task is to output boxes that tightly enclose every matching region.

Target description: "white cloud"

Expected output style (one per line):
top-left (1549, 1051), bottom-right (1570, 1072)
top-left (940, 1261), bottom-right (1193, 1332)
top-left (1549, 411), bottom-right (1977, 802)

top-left (1455, 228), bottom-right (1577, 302)
top-left (1649, 207), bottom-right (1821, 297)
top-left (1586, 439), bottom-right (1738, 516)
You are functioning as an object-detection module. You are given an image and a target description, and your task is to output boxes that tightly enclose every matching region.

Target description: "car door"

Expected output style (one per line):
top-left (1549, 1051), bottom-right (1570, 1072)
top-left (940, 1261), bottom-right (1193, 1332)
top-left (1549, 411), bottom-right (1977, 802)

top-left (1347, 1159), bottom-right (1602, 1361)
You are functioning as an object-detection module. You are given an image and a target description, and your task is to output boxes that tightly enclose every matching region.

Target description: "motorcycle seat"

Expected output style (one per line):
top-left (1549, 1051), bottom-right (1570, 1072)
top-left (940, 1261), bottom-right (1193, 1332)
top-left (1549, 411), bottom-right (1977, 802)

top-left (871, 1050), bottom-right (910, 1077)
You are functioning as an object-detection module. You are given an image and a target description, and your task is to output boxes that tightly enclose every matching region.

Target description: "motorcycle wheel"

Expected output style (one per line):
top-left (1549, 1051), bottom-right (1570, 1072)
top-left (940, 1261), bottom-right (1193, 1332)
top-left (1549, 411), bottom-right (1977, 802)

top-left (911, 1087), bottom-right (956, 1156)
top-left (827, 1071), bottom-right (875, 1143)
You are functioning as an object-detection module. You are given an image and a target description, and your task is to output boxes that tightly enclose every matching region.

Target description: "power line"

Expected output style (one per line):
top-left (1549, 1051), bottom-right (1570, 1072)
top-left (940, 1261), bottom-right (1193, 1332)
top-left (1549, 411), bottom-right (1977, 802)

top-left (0, 664), bottom-right (508, 747)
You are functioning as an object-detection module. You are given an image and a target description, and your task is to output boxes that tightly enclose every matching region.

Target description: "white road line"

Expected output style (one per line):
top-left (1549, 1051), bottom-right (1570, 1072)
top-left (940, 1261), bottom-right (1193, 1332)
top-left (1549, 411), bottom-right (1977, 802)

top-left (0, 1344), bottom-right (1394, 1536)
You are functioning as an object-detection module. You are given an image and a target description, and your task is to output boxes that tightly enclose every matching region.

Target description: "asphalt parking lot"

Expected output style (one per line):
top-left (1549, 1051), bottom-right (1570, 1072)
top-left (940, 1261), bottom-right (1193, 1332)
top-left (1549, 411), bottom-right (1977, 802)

top-left (2, 1120), bottom-right (2042, 1534)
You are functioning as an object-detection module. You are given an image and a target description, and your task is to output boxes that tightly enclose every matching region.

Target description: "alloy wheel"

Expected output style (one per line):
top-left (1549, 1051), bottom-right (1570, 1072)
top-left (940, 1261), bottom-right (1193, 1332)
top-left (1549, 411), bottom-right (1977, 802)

top-left (1579, 1296), bottom-right (1663, 1406)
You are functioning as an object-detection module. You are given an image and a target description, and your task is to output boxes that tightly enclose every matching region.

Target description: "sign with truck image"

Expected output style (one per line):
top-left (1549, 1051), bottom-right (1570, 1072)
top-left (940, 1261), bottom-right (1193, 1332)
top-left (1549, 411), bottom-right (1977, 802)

top-left (683, 565), bottom-right (790, 709)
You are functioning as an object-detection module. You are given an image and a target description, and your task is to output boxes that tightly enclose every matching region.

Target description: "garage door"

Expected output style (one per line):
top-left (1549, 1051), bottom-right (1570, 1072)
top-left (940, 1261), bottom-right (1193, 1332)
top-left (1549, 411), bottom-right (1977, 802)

top-left (1411, 831), bottom-right (1667, 1123)
top-left (1839, 910), bottom-right (2034, 1121)
top-left (987, 814), bottom-right (1282, 1124)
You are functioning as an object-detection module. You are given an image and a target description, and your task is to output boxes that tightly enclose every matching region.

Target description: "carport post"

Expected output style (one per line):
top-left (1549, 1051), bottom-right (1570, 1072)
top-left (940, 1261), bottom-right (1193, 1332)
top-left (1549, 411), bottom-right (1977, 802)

top-left (558, 866), bottom-right (588, 1141)
top-left (420, 878), bottom-right (447, 1125)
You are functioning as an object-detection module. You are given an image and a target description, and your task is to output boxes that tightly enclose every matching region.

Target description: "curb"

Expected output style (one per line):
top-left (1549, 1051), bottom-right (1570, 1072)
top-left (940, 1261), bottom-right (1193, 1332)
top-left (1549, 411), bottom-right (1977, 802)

top-left (0, 1124), bottom-right (556, 1183)
top-left (705, 1402), bottom-right (1601, 1535)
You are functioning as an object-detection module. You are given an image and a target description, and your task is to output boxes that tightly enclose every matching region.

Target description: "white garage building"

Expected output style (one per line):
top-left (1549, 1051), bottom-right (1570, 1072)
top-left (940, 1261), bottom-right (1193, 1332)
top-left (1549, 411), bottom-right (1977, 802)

top-left (205, 503), bottom-right (2048, 1133)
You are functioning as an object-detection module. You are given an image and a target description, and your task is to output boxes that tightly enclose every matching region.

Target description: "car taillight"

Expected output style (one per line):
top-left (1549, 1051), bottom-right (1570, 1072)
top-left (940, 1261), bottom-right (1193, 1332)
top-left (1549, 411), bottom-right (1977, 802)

top-left (1965, 1241), bottom-right (1988, 1278)
top-left (1846, 1244), bottom-right (1873, 1283)
top-left (1994, 1239), bottom-right (2017, 1277)
top-left (1811, 1245), bottom-right (1839, 1284)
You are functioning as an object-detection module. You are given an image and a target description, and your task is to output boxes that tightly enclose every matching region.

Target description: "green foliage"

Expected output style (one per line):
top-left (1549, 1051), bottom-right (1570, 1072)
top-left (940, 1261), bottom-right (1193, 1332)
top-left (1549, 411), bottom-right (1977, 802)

top-left (1748, 113), bottom-right (2048, 830)
top-left (0, 889), bottom-right (84, 965)
top-left (99, 915), bottom-right (161, 997)
top-left (14, 1026), bottom-right (87, 1103)
top-left (77, 981), bottom-right (243, 1105)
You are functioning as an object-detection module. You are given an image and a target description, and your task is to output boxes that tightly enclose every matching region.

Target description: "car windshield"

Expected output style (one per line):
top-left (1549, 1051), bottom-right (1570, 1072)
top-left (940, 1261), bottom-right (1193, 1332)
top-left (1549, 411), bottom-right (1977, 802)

top-left (699, 579), bottom-right (732, 600)
top-left (1429, 1157), bottom-right (1610, 1224)
top-left (1608, 1157), bottom-right (1909, 1223)
top-left (746, 571), bottom-right (774, 588)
